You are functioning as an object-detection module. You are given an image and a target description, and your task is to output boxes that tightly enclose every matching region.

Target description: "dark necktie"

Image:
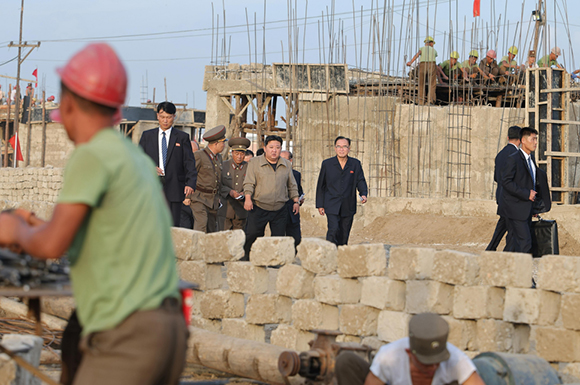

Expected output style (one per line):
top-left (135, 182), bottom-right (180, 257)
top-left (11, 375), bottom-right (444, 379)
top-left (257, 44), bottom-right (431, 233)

top-left (161, 132), bottom-right (167, 167)
top-left (527, 157), bottom-right (535, 189)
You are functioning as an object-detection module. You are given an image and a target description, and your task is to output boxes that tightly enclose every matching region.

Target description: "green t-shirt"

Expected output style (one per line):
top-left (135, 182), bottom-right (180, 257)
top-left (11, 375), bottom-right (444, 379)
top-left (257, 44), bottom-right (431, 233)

top-left (499, 56), bottom-right (517, 71)
top-left (419, 46), bottom-right (438, 63)
top-left (537, 55), bottom-right (558, 68)
top-left (58, 129), bottom-right (179, 336)
top-left (461, 59), bottom-right (478, 70)
top-left (440, 60), bottom-right (461, 76)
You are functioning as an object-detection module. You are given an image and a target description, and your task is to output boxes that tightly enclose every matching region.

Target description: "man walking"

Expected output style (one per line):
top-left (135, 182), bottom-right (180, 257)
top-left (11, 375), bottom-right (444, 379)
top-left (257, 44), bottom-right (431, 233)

top-left (190, 125), bottom-right (226, 233)
top-left (316, 136), bottom-right (368, 246)
top-left (486, 126), bottom-right (521, 251)
top-left (0, 43), bottom-right (187, 385)
top-left (280, 150), bottom-right (305, 248)
top-left (500, 127), bottom-right (539, 253)
top-left (243, 135), bottom-right (299, 260)
top-left (220, 137), bottom-right (251, 231)
top-left (139, 101), bottom-right (197, 226)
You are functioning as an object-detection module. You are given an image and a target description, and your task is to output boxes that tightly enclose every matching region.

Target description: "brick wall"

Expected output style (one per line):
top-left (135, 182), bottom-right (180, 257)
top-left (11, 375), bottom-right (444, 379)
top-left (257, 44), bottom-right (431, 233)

top-left (0, 167), bottom-right (63, 205)
top-left (172, 227), bottom-right (580, 382)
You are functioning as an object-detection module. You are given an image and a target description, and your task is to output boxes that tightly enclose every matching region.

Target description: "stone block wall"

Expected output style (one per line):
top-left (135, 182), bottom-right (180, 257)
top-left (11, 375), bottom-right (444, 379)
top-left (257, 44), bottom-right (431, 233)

top-left (172, 227), bottom-right (580, 380)
top-left (0, 167), bottom-right (63, 205)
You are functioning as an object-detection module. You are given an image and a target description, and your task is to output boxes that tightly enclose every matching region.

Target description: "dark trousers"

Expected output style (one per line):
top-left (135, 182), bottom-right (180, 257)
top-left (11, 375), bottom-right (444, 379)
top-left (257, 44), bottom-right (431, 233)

top-left (326, 214), bottom-right (354, 246)
top-left (168, 201), bottom-right (182, 227)
top-left (244, 205), bottom-right (288, 260)
top-left (285, 202), bottom-right (302, 248)
top-left (505, 216), bottom-right (533, 253)
top-left (486, 216), bottom-right (511, 251)
top-left (335, 352), bottom-right (370, 385)
top-left (179, 204), bottom-right (194, 229)
top-left (73, 298), bottom-right (188, 385)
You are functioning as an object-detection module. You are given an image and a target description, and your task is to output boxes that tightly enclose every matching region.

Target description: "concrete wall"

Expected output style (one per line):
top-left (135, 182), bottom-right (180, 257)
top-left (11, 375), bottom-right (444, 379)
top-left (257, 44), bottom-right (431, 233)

top-left (171, 227), bottom-right (580, 382)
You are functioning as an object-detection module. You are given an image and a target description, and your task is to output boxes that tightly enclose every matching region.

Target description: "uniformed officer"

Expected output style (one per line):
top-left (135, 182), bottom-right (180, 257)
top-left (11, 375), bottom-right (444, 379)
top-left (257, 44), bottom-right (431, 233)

top-left (189, 125), bottom-right (226, 233)
top-left (219, 137), bottom-right (251, 230)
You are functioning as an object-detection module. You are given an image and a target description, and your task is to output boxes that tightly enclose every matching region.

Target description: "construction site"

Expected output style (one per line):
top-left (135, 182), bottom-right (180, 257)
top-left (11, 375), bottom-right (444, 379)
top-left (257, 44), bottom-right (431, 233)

top-left (3, 0), bottom-right (580, 384)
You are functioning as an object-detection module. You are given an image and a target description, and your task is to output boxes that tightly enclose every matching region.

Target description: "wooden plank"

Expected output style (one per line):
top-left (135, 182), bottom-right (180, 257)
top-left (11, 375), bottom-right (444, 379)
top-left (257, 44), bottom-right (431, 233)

top-left (550, 187), bottom-right (580, 192)
top-left (540, 119), bottom-right (580, 125)
top-left (540, 88), bottom-right (580, 93)
top-left (219, 96), bottom-right (236, 115)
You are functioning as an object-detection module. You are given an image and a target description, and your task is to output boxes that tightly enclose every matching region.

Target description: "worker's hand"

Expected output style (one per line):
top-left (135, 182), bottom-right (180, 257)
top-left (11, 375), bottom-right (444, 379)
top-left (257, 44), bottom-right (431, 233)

top-left (156, 167), bottom-right (164, 176)
top-left (12, 208), bottom-right (44, 227)
top-left (184, 186), bottom-right (194, 196)
top-left (318, 208), bottom-right (325, 216)
top-left (489, 74), bottom-right (496, 79)
top-left (229, 190), bottom-right (241, 199)
top-left (529, 190), bottom-right (537, 202)
top-left (292, 202), bottom-right (300, 215)
top-left (443, 75), bottom-right (449, 80)
top-left (406, 61), bottom-right (412, 67)
top-left (244, 196), bottom-right (253, 211)
top-left (361, 195), bottom-right (368, 204)
top-left (183, 198), bottom-right (191, 206)
top-left (0, 212), bottom-right (23, 252)
top-left (470, 73), bottom-right (477, 79)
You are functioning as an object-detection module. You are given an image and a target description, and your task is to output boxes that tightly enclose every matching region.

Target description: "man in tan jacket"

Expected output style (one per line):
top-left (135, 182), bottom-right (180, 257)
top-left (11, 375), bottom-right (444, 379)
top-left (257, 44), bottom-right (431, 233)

top-left (189, 125), bottom-right (226, 233)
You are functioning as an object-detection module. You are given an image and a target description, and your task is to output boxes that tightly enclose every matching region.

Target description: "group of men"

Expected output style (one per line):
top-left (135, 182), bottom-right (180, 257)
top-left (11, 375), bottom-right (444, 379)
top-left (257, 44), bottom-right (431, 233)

top-left (408, 36), bottom-right (572, 104)
top-left (486, 125), bottom-right (551, 253)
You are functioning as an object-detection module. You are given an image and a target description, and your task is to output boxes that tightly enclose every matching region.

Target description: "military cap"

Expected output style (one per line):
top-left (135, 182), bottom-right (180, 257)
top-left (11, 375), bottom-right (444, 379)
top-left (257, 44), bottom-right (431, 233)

top-left (229, 137), bottom-right (251, 151)
top-left (529, 50), bottom-right (536, 57)
top-left (203, 125), bottom-right (227, 142)
top-left (408, 313), bottom-right (450, 365)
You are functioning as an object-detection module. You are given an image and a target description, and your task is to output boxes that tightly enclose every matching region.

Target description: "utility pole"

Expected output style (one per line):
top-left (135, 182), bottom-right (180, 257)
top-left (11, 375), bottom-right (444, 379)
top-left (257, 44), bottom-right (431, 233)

top-left (532, 0), bottom-right (545, 55)
top-left (7, 0), bottom-right (40, 167)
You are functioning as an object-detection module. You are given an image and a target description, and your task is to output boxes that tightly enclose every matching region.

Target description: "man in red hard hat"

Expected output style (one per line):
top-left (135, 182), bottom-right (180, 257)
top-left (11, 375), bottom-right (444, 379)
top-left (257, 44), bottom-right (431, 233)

top-left (0, 43), bottom-right (187, 385)
top-left (479, 49), bottom-right (499, 82)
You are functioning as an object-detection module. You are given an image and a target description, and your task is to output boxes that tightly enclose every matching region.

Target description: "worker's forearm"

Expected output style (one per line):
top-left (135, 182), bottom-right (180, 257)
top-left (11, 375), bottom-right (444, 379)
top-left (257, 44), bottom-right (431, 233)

top-left (15, 221), bottom-right (67, 260)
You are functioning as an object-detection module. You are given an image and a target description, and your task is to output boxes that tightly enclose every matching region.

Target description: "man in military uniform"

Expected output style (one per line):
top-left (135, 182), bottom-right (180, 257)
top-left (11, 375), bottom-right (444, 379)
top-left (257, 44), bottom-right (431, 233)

top-left (189, 125), bottom-right (226, 233)
top-left (220, 137), bottom-right (251, 231)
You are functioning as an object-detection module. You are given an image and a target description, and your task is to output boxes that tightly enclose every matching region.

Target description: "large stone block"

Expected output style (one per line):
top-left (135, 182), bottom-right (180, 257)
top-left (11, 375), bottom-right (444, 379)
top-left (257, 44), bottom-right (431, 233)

top-left (221, 318), bottom-right (265, 343)
top-left (503, 288), bottom-right (560, 326)
top-left (442, 316), bottom-right (477, 351)
top-left (297, 238), bottom-right (338, 275)
top-left (337, 244), bottom-right (387, 278)
top-left (530, 326), bottom-right (580, 362)
top-left (339, 305), bottom-right (380, 336)
top-left (292, 300), bottom-right (339, 331)
top-left (388, 247), bottom-right (434, 280)
top-left (361, 277), bottom-right (405, 311)
top-left (276, 264), bottom-right (315, 299)
top-left (226, 262), bottom-right (269, 294)
top-left (179, 261), bottom-right (223, 290)
top-left (361, 336), bottom-right (384, 351)
top-left (453, 286), bottom-right (505, 319)
top-left (560, 293), bottom-right (580, 331)
top-left (377, 311), bottom-right (411, 342)
top-left (270, 324), bottom-right (316, 351)
top-left (1, 334), bottom-right (43, 385)
top-left (200, 230), bottom-right (245, 263)
top-left (0, 355), bottom-right (16, 385)
top-left (537, 255), bottom-right (580, 293)
top-left (479, 251), bottom-right (532, 288)
top-left (405, 280), bottom-right (453, 315)
top-left (246, 294), bottom-right (292, 325)
top-left (314, 275), bottom-right (361, 305)
top-left (432, 250), bottom-right (479, 285)
top-left (199, 290), bottom-right (245, 319)
top-left (476, 319), bottom-right (515, 352)
top-left (250, 237), bottom-right (296, 266)
top-left (171, 227), bottom-right (204, 261)
top-left (190, 316), bottom-right (222, 333)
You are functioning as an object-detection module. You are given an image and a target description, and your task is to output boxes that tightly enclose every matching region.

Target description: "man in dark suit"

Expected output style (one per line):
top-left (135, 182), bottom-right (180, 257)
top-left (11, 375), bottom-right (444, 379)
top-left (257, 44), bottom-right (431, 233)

top-left (316, 136), bottom-right (368, 246)
top-left (281, 150), bottom-right (305, 247)
top-left (139, 101), bottom-right (197, 226)
top-left (486, 126), bottom-right (521, 251)
top-left (500, 127), bottom-right (540, 253)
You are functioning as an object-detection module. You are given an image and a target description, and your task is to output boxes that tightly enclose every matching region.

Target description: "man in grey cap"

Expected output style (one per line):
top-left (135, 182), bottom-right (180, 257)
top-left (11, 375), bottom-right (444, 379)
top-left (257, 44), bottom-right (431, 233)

top-left (219, 137), bottom-right (251, 230)
top-left (188, 125), bottom-right (226, 233)
top-left (335, 313), bottom-right (484, 385)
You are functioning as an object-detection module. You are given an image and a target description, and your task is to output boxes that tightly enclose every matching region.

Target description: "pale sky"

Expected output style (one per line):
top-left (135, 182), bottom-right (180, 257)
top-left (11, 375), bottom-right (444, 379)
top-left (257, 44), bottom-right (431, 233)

top-left (1, 0), bottom-right (577, 110)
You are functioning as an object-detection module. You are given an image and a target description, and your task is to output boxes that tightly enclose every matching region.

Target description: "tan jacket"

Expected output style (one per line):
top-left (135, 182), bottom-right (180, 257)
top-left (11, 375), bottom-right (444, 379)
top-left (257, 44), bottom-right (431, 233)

top-left (220, 159), bottom-right (248, 219)
top-left (243, 155), bottom-right (299, 211)
top-left (190, 148), bottom-right (222, 210)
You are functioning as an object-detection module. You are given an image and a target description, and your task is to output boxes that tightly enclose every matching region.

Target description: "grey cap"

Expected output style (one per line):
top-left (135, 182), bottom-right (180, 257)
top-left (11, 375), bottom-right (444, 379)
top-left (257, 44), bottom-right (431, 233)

top-left (408, 313), bottom-right (450, 365)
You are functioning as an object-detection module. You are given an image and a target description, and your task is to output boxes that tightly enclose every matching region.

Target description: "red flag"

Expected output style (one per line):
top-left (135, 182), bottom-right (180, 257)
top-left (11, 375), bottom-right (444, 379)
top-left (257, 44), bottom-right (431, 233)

top-left (32, 68), bottom-right (38, 88)
top-left (9, 134), bottom-right (24, 161)
top-left (473, 0), bottom-right (481, 17)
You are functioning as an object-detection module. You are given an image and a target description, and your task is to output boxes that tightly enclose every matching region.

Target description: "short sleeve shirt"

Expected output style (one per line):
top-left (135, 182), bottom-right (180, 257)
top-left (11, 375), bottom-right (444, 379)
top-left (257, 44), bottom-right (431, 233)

top-left (440, 60), bottom-right (461, 76)
top-left (537, 55), bottom-right (558, 68)
top-left (370, 338), bottom-right (477, 385)
top-left (420, 46), bottom-right (438, 63)
top-left (58, 129), bottom-right (179, 336)
top-left (499, 56), bottom-right (517, 71)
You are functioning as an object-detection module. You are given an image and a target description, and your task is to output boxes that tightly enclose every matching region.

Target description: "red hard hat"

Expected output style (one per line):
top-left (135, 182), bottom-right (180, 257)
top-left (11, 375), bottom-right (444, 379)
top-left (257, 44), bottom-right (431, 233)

top-left (486, 49), bottom-right (497, 59)
top-left (57, 43), bottom-right (127, 108)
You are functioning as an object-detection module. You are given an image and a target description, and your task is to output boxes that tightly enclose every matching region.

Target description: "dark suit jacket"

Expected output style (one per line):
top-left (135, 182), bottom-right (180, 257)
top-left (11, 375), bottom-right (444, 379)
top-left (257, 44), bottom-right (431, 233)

top-left (139, 127), bottom-right (197, 203)
top-left (500, 150), bottom-right (540, 221)
top-left (286, 169), bottom-right (304, 224)
top-left (494, 143), bottom-right (519, 207)
top-left (316, 156), bottom-right (368, 217)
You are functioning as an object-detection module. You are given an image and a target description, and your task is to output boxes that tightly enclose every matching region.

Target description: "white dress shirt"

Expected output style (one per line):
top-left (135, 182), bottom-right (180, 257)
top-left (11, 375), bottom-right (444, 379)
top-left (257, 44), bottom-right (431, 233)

top-left (520, 148), bottom-right (536, 185)
top-left (158, 127), bottom-right (173, 173)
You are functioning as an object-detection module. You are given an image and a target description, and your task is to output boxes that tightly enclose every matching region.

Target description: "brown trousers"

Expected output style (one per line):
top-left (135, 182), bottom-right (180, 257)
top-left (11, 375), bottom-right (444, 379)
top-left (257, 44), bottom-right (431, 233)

top-left (223, 217), bottom-right (246, 231)
top-left (418, 62), bottom-right (437, 105)
top-left (191, 201), bottom-right (218, 233)
top-left (72, 298), bottom-right (188, 385)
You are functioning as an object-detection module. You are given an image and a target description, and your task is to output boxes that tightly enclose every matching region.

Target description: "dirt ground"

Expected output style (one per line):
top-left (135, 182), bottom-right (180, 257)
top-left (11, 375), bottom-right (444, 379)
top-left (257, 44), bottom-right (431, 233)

top-left (302, 213), bottom-right (580, 255)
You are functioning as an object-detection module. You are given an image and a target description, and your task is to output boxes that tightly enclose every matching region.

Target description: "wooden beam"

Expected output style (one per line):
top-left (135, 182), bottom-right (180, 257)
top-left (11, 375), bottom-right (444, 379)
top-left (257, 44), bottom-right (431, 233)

top-left (540, 119), bottom-right (580, 126)
top-left (545, 151), bottom-right (580, 157)
top-left (220, 96), bottom-right (236, 115)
